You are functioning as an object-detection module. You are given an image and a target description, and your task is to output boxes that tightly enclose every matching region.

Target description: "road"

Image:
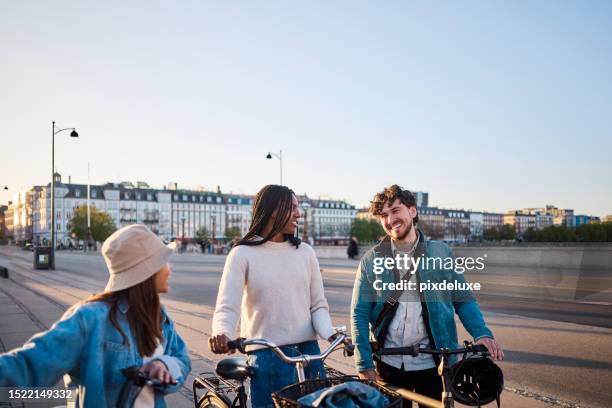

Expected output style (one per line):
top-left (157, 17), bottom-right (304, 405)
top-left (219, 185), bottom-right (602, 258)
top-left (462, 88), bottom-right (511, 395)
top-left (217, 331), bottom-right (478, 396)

top-left (2, 247), bottom-right (611, 407)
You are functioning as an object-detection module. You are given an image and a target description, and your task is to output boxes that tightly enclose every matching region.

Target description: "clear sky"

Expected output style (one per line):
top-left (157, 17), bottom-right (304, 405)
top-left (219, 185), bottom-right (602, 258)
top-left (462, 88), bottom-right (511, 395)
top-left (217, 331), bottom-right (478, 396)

top-left (1, 1), bottom-right (611, 216)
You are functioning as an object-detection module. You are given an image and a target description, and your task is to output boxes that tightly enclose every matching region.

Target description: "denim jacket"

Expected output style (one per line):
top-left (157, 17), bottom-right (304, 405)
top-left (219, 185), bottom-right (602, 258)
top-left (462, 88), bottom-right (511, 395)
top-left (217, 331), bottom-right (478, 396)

top-left (350, 232), bottom-right (494, 372)
top-left (0, 300), bottom-right (191, 407)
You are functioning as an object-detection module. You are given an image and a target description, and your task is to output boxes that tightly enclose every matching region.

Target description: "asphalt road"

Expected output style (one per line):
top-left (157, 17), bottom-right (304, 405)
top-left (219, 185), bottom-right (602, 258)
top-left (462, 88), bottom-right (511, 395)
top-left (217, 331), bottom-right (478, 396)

top-left (4, 248), bottom-right (612, 407)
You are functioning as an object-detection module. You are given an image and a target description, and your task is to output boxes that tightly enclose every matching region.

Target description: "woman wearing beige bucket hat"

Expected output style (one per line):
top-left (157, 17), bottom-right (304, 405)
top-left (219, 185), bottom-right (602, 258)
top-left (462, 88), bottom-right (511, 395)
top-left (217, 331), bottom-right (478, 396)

top-left (0, 224), bottom-right (191, 407)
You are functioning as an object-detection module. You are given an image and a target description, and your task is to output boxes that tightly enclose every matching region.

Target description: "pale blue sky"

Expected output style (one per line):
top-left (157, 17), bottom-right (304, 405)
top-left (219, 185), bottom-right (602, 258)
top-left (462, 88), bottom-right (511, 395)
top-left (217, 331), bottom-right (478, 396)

top-left (1, 1), bottom-right (611, 216)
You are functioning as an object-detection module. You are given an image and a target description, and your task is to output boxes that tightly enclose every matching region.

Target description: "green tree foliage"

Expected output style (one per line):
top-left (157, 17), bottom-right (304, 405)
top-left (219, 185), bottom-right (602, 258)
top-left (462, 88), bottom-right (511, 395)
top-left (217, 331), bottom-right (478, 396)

top-left (350, 218), bottom-right (385, 243)
top-left (523, 223), bottom-right (612, 242)
top-left (483, 224), bottom-right (517, 241)
top-left (195, 227), bottom-right (210, 244)
top-left (69, 205), bottom-right (116, 242)
top-left (224, 227), bottom-right (242, 240)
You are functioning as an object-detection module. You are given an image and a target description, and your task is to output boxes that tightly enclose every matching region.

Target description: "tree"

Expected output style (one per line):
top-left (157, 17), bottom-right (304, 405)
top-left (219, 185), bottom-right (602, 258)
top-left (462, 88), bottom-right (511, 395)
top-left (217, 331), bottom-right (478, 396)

top-left (69, 205), bottom-right (116, 242)
top-left (483, 225), bottom-right (516, 241)
top-left (499, 224), bottom-right (516, 240)
top-left (195, 227), bottom-right (210, 244)
top-left (195, 227), bottom-right (210, 252)
top-left (224, 227), bottom-right (241, 241)
top-left (350, 219), bottom-right (384, 243)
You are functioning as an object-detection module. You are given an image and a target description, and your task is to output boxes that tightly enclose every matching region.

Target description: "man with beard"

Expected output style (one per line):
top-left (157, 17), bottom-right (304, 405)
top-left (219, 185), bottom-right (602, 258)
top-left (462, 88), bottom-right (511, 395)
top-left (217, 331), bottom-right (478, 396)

top-left (350, 185), bottom-right (503, 407)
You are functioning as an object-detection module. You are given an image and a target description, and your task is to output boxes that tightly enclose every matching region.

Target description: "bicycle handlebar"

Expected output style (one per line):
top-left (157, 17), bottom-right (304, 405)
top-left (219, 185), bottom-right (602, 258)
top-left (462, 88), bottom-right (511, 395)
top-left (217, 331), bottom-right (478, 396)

top-left (227, 328), bottom-right (354, 365)
top-left (121, 366), bottom-right (178, 387)
top-left (378, 342), bottom-right (488, 357)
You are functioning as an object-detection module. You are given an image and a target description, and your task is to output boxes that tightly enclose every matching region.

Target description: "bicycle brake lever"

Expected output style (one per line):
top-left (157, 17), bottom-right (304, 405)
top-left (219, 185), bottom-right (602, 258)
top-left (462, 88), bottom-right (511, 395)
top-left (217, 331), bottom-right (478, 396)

top-left (344, 344), bottom-right (355, 357)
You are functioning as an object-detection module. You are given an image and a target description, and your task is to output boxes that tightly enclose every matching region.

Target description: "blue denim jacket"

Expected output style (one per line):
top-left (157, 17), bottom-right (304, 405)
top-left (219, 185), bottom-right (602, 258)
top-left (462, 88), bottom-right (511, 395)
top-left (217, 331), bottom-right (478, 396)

top-left (350, 233), bottom-right (494, 372)
top-left (0, 300), bottom-right (191, 407)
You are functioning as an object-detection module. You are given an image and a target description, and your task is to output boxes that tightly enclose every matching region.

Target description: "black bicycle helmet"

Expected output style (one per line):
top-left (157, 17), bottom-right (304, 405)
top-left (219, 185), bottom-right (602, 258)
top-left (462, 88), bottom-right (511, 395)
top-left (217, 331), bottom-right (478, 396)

top-left (449, 355), bottom-right (504, 407)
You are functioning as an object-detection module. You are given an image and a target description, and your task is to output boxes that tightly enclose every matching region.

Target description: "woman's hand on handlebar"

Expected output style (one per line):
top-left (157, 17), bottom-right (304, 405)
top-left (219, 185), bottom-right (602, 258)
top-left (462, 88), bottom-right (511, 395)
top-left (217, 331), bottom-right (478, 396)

top-left (328, 332), bottom-right (354, 356)
top-left (141, 360), bottom-right (176, 385)
top-left (475, 337), bottom-right (504, 361)
top-left (209, 333), bottom-right (235, 354)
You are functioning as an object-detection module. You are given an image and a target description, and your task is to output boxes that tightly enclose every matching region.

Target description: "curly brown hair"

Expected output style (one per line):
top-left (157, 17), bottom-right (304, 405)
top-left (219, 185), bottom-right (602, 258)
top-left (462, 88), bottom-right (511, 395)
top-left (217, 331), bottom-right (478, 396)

top-left (368, 184), bottom-right (419, 223)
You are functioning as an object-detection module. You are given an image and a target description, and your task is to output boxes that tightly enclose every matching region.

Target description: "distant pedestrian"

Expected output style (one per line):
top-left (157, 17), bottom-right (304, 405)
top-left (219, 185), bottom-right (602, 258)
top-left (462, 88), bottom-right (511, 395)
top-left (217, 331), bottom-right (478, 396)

top-left (347, 236), bottom-right (359, 259)
top-left (0, 224), bottom-right (191, 407)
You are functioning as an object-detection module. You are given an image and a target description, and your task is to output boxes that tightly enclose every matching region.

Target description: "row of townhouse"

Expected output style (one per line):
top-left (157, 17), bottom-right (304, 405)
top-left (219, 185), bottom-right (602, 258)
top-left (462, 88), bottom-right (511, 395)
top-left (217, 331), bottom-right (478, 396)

top-left (3, 175), bottom-right (357, 246)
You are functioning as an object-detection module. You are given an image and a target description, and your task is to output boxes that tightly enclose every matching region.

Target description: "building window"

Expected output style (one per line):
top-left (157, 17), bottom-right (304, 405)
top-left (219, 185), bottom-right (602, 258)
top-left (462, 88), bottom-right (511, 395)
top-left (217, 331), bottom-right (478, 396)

top-left (92, 190), bottom-right (97, 198)
top-left (75, 190), bottom-right (81, 197)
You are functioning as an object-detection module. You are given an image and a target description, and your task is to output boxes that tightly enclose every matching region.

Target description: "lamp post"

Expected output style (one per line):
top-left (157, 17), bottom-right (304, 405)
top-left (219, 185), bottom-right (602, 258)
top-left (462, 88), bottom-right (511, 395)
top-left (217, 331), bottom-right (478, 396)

top-left (51, 121), bottom-right (79, 269)
top-left (266, 150), bottom-right (283, 185)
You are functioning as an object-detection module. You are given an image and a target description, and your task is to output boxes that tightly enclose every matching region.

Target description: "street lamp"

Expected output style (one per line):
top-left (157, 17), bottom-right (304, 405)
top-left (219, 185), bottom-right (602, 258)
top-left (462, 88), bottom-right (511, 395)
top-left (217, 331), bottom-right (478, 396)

top-left (266, 150), bottom-right (283, 185)
top-left (50, 121), bottom-right (79, 269)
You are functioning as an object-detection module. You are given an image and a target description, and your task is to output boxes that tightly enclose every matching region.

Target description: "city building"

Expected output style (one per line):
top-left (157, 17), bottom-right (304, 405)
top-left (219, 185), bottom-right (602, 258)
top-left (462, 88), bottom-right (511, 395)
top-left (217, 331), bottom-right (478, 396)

top-left (224, 194), bottom-right (254, 237)
top-left (417, 207), bottom-right (445, 239)
top-left (604, 215), bottom-right (612, 223)
top-left (4, 176), bottom-right (361, 247)
top-left (574, 215), bottom-right (601, 226)
top-left (482, 212), bottom-right (504, 231)
top-left (306, 198), bottom-right (357, 245)
top-left (504, 211), bottom-right (537, 235)
top-left (520, 208), bottom-right (554, 230)
top-left (171, 189), bottom-right (225, 241)
top-left (522, 205), bottom-right (575, 228)
top-left (469, 212), bottom-right (484, 239)
top-left (413, 191), bottom-right (429, 208)
top-left (0, 205), bottom-right (7, 243)
top-left (26, 175), bottom-right (174, 246)
top-left (356, 208), bottom-right (375, 221)
top-left (442, 209), bottom-right (471, 242)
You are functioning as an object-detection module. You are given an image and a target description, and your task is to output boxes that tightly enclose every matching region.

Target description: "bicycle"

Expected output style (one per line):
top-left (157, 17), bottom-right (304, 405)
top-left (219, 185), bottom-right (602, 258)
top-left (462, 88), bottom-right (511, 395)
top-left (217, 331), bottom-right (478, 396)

top-left (375, 341), bottom-right (503, 408)
top-left (193, 327), bottom-right (399, 408)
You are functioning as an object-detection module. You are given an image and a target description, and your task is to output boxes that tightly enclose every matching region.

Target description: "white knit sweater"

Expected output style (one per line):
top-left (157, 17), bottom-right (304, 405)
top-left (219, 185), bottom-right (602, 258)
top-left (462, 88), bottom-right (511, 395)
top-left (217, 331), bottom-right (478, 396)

top-left (212, 240), bottom-right (335, 347)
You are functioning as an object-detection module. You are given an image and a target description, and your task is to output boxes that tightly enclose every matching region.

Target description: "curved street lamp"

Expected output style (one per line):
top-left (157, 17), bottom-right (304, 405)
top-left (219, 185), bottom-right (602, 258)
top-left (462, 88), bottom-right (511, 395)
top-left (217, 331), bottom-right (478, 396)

top-left (266, 150), bottom-right (283, 185)
top-left (50, 121), bottom-right (79, 269)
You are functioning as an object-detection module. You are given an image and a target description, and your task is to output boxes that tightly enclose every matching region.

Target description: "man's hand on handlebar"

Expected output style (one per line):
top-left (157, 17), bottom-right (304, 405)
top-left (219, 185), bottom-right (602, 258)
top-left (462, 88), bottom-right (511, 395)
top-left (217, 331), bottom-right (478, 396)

top-left (475, 337), bottom-right (504, 361)
top-left (209, 333), bottom-right (235, 354)
top-left (358, 368), bottom-right (382, 382)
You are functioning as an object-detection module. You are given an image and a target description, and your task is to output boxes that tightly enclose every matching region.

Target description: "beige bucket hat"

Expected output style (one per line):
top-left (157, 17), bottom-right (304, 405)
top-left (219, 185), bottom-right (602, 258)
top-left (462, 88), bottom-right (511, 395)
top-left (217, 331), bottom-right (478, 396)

top-left (102, 224), bottom-right (176, 292)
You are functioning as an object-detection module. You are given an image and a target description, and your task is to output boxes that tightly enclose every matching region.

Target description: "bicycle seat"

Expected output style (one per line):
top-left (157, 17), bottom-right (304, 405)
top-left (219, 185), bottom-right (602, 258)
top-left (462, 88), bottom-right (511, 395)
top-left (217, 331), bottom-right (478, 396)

top-left (215, 357), bottom-right (255, 381)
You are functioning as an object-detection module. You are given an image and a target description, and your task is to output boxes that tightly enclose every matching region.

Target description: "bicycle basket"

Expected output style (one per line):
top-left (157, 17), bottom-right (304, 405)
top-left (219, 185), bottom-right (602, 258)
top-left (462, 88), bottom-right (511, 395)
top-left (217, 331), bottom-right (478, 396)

top-left (449, 355), bottom-right (504, 406)
top-left (272, 378), bottom-right (402, 408)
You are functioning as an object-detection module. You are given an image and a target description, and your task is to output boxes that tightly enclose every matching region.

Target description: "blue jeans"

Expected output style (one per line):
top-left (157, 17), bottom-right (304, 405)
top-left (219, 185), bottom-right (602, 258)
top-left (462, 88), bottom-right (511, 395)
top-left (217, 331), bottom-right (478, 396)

top-left (247, 340), bottom-right (326, 408)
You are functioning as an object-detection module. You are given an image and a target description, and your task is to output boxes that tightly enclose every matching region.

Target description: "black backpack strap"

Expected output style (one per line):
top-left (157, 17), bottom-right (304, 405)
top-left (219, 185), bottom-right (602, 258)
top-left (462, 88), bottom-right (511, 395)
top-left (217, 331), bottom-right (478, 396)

top-left (370, 237), bottom-right (426, 348)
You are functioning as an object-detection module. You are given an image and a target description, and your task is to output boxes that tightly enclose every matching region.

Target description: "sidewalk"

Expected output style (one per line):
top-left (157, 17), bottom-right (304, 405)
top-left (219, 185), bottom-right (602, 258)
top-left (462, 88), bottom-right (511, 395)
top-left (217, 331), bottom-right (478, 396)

top-left (0, 249), bottom-right (563, 408)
